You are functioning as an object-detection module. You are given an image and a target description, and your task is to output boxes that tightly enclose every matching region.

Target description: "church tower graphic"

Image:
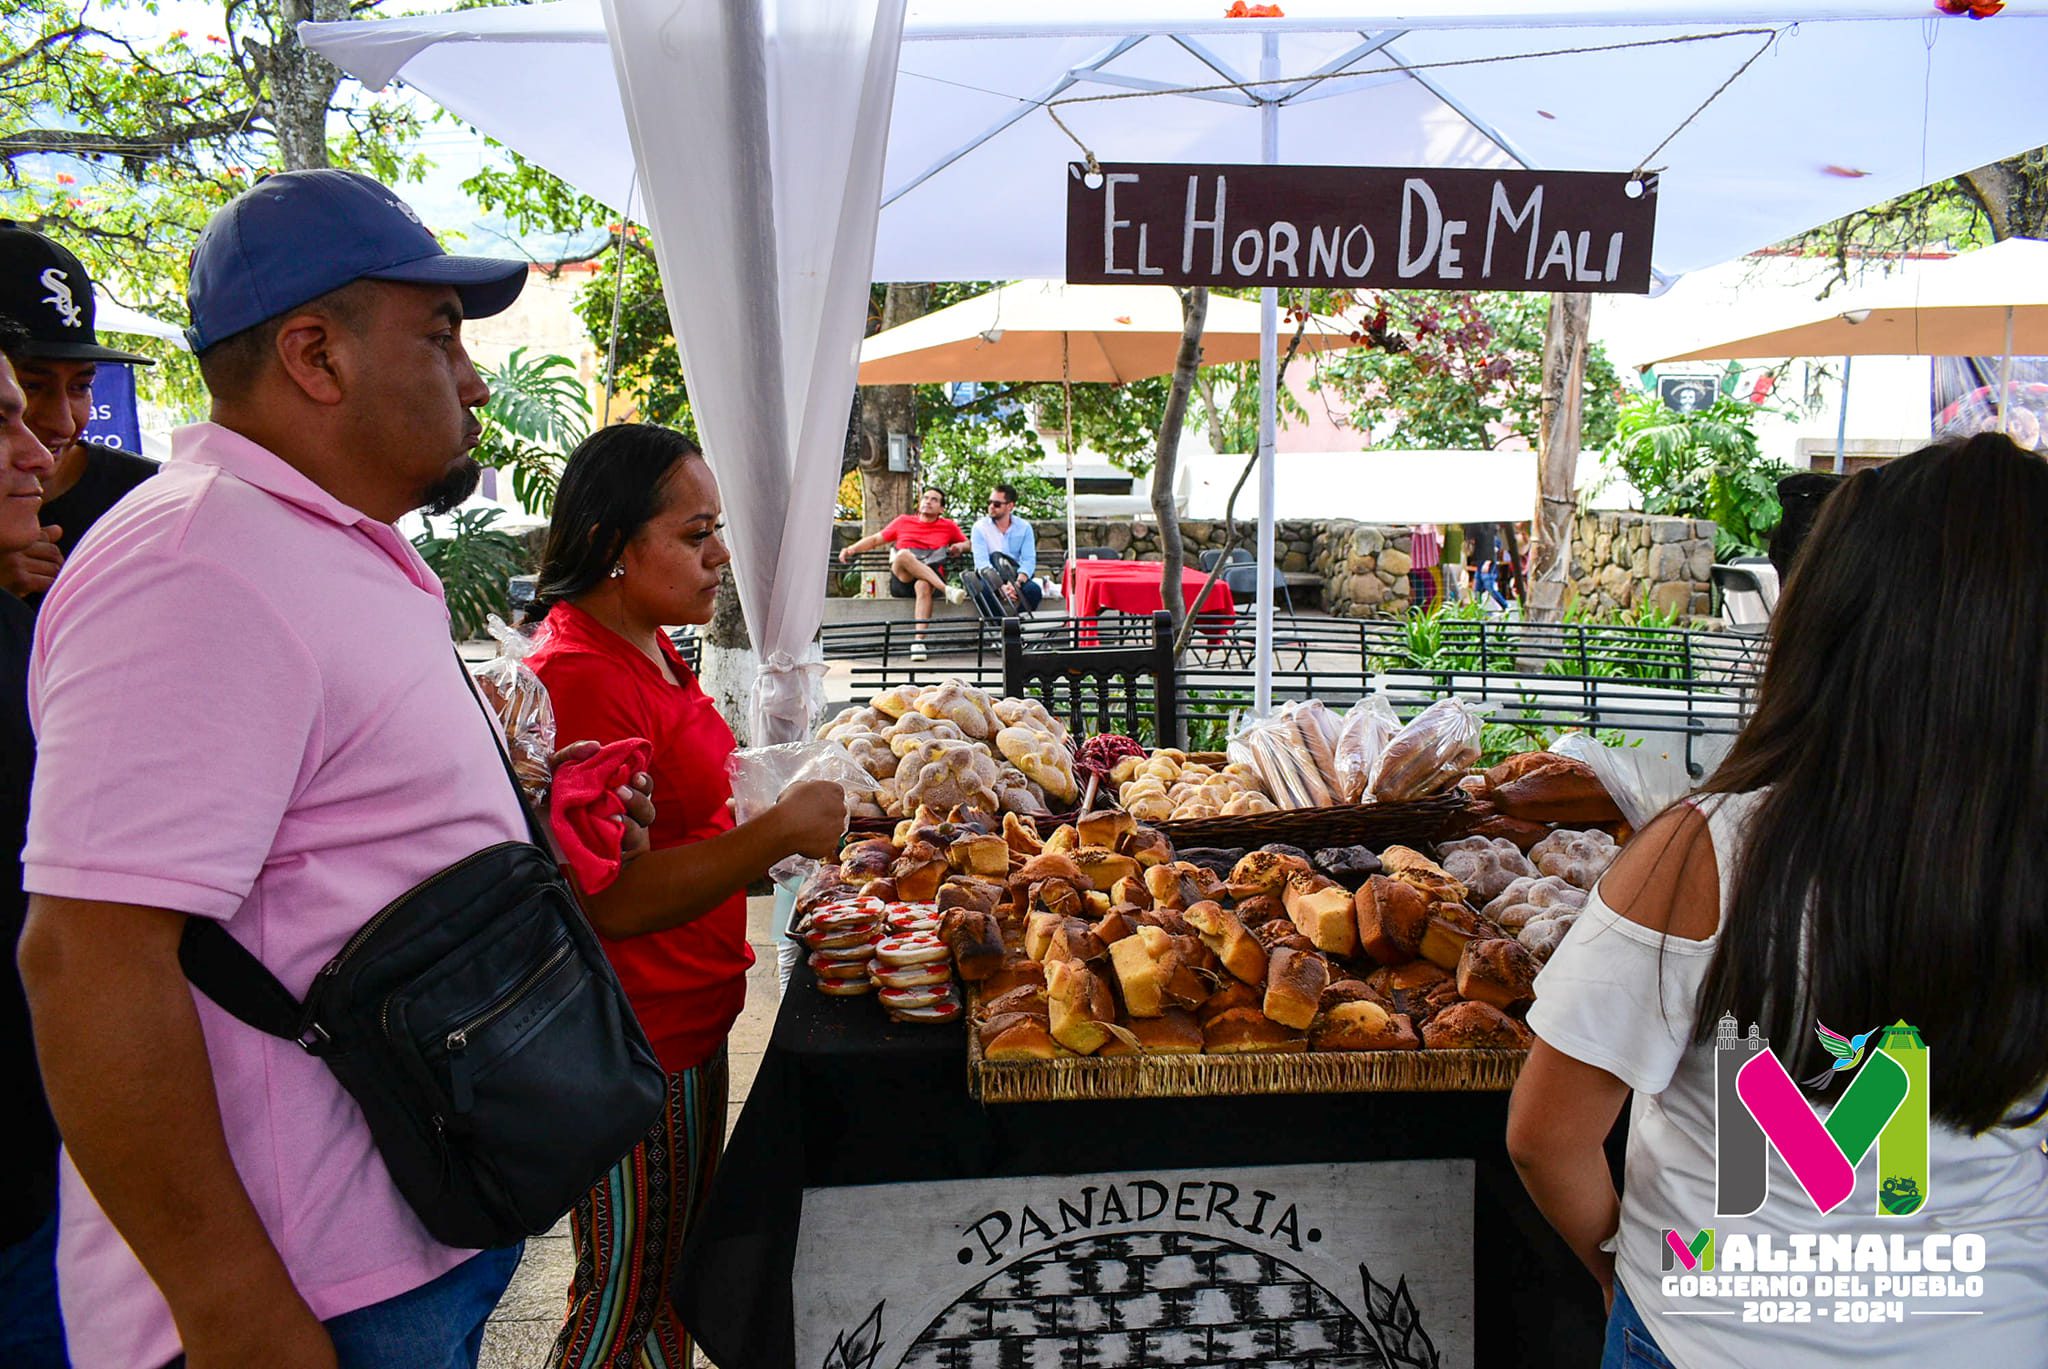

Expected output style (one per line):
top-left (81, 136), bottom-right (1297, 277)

top-left (1714, 1013), bottom-right (1771, 1217)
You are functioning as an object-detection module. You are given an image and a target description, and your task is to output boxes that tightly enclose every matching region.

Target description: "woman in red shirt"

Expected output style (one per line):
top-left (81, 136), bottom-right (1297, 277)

top-left (524, 423), bottom-right (845, 1369)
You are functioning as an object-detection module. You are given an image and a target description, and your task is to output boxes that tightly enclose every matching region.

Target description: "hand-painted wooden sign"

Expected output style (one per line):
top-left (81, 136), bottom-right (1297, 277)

top-left (1067, 162), bottom-right (1659, 293)
top-left (797, 1159), bottom-right (1472, 1368)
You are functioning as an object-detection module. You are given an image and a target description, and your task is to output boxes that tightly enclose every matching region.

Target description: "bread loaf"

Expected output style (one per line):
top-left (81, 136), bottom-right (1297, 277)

top-left (1072, 848), bottom-right (1141, 891)
top-left (1201, 1006), bottom-right (1309, 1054)
top-left (937, 877), bottom-right (1003, 915)
top-left (1262, 946), bottom-right (1330, 1030)
top-left (980, 983), bottom-right (1047, 1019)
top-left (940, 909), bottom-right (1006, 982)
top-left (1250, 918), bottom-right (1313, 954)
top-left (1076, 809), bottom-right (1135, 850)
top-left (980, 958), bottom-right (1046, 998)
top-left (947, 833), bottom-right (1012, 878)
top-left (1227, 849), bottom-right (1310, 900)
top-left (1455, 937), bottom-right (1540, 1011)
top-left (1184, 901), bottom-right (1268, 986)
top-left (1108, 926), bottom-right (1173, 1017)
top-left (1096, 1007), bottom-right (1203, 1056)
top-left (1355, 875), bottom-right (1430, 965)
top-left (1044, 959), bottom-right (1118, 1055)
top-left (1311, 1000), bottom-right (1422, 1052)
top-left (1046, 917), bottom-right (1108, 965)
top-left (979, 1015), bottom-right (1060, 1060)
top-left (1420, 1000), bottom-right (1533, 1050)
top-left (1283, 873), bottom-right (1358, 957)
top-left (1485, 752), bottom-right (1622, 825)
top-left (1198, 979), bottom-right (1260, 1025)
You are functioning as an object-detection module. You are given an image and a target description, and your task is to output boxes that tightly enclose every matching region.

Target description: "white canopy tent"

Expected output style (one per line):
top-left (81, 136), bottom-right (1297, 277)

top-left (304, 2), bottom-right (2048, 724)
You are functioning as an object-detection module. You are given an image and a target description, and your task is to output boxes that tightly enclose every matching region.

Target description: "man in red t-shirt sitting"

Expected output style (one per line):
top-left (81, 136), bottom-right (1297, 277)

top-left (838, 485), bottom-right (970, 659)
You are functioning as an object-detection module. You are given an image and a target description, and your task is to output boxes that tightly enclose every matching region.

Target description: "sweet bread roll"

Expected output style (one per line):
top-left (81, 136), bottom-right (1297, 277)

top-left (1097, 1007), bottom-right (1203, 1056)
top-left (1202, 1006), bottom-right (1308, 1054)
top-left (1364, 960), bottom-right (1450, 1020)
top-left (1420, 1000), bottom-right (1533, 1050)
top-left (891, 843), bottom-right (948, 903)
top-left (1198, 979), bottom-right (1259, 1025)
top-left (1355, 875), bottom-right (1430, 965)
top-left (1518, 912), bottom-right (1579, 960)
top-left (1283, 873), bottom-right (1358, 958)
top-left (1121, 826), bottom-right (1174, 869)
top-left (917, 678), bottom-right (999, 741)
top-left (1530, 828), bottom-right (1621, 889)
top-left (1437, 835), bottom-right (1538, 904)
top-left (1002, 812), bottom-right (1044, 860)
top-left (1233, 892), bottom-right (1287, 927)
top-left (996, 726), bottom-right (1078, 805)
top-left (993, 695), bottom-right (1068, 743)
top-left (1455, 937), bottom-right (1540, 1012)
top-left (1312, 1000), bottom-right (1422, 1052)
top-left (1092, 906), bottom-right (1136, 946)
top-left (1107, 925), bottom-right (1174, 1017)
top-left (870, 683), bottom-right (924, 719)
top-left (1484, 751), bottom-right (1622, 825)
top-left (1077, 810), bottom-right (1135, 850)
top-left (1319, 978), bottom-right (1392, 1013)
top-left (1262, 946), bottom-right (1329, 1030)
top-left (1227, 850), bottom-right (1310, 900)
top-left (1419, 903), bottom-right (1504, 972)
top-left (1014, 851), bottom-right (1085, 888)
top-left (1046, 916), bottom-right (1108, 965)
top-left (1183, 901), bottom-right (1267, 986)
top-left (885, 711), bottom-right (966, 757)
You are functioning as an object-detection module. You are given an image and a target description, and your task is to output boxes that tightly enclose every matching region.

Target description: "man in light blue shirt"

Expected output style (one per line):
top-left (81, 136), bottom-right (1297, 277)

top-left (970, 483), bottom-right (1042, 611)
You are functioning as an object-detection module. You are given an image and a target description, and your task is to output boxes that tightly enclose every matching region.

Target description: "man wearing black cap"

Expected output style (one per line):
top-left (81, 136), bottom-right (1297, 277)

top-left (0, 315), bottom-right (65, 1368)
top-left (0, 223), bottom-right (158, 605)
top-left (14, 171), bottom-right (616, 1369)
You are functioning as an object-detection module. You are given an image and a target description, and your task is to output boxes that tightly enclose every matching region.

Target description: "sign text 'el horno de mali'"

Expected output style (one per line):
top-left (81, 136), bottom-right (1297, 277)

top-left (1067, 162), bottom-right (1660, 294)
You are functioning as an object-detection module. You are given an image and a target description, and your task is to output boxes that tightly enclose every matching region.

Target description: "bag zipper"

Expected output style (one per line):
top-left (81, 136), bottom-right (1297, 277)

top-left (439, 940), bottom-right (575, 1115)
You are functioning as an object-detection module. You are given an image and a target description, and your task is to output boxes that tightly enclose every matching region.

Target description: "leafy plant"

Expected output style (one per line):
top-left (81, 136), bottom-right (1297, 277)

top-left (474, 348), bottom-right (592, 517)
top-left (1610, 392), bottom-right (1791, 559)
top-left (412, 508), bottom-right (528, 640)
top-left (1184, 686), bottom-right (1252, 752)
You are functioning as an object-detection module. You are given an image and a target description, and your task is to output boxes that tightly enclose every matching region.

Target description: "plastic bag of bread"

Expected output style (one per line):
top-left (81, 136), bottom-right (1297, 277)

top-left (726, 739), bottom-right (877, 883)
top-left (471, 615), bottom-right (556, 805)
top-left (1365, 697), bottom-right (1482, 803)
top-left (1227, 703), bottom-right (1339, 809)
top-left (1332, 691), bottom-right (1400, 803)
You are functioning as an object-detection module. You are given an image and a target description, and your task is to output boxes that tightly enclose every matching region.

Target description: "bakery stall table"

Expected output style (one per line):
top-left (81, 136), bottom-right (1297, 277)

top-left (1063, 560), bottom-right (1235, 646)
top-left (673, 959), bottom-right (1608, 1369)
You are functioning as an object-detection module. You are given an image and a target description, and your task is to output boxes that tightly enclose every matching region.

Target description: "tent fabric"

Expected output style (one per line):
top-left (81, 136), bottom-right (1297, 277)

top-left (857, 279), bottom-right (1356, 384)
top-left (597, 0), bottom-right (905, 746)
top-left (306, 4), bottom-right (2048, 285)
top-left (1650, 239), bottom-right (2048, 362)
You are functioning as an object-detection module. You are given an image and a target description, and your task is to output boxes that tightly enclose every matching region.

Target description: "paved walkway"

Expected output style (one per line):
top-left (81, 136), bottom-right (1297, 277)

top-left (479, 895), bottom-right (784, 1368)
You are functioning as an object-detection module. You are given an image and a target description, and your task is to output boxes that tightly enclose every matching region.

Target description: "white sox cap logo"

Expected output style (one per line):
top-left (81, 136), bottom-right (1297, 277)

top-left (39, 267), bottom-right (82, 328)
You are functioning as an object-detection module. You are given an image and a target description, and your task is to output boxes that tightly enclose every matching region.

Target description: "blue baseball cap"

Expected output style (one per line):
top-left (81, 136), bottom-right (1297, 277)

top-left (186, 169), bottom-right (526, 352)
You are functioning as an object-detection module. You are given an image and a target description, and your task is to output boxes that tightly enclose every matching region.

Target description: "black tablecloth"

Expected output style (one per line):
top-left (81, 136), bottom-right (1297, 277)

top-left (675, 963), bottom-right (1607, 1368)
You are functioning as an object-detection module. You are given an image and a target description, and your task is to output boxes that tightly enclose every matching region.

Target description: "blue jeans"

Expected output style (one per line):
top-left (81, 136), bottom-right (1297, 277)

top-left (0, 1207), bottom-right (69, 1368)
top-left (162, 1244), bottom-right (521, 1369)
top-left (1602, 1279), bottom-right (1677, 1369)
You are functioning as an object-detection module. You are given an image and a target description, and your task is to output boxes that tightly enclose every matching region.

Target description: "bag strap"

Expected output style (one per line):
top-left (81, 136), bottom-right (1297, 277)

top-left (179, 648), bottom-right (567, 1049)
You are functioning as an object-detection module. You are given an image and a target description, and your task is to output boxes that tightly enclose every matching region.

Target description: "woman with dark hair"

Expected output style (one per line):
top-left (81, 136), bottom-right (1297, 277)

top-left (1508, 434), bottom-right (2048, 1367)
top-left (524, 423), bottom-right (846, 1369)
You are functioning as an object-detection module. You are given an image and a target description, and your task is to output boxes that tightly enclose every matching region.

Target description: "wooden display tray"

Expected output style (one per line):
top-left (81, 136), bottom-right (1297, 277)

top-left (1153, 792), bottom-right (1469, 851)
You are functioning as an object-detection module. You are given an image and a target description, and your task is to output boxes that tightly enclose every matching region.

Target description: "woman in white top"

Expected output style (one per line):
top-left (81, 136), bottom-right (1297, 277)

top-left (1508, 433), bottom-right (2048, 1368)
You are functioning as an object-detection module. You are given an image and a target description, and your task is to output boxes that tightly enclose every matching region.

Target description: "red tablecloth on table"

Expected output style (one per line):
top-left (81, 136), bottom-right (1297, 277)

top-left (1062, 560), bottom-right (1236, 643)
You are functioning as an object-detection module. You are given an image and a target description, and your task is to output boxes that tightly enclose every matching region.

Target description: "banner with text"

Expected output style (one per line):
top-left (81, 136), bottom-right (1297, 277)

top-left (1068, 163), bottom-right (1659, 294)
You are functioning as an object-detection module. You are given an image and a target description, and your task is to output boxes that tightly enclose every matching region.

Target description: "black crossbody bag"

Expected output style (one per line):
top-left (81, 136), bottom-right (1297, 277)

top-left (179, 658), bottom-right (666, 1250)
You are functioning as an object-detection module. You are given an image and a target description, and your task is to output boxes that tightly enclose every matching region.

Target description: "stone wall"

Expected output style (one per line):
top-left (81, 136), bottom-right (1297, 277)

top-left (1567, 510), bottom-right (1716, 618)
top-left (831, 517), bottom-right (1422, 614)
top-left (1310, 521), bottom-right (1416, 618)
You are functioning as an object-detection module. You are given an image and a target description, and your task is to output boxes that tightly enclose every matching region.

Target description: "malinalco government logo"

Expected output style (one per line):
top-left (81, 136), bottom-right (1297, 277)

top-left (1664, 1018), bottom-right (1931, 1272)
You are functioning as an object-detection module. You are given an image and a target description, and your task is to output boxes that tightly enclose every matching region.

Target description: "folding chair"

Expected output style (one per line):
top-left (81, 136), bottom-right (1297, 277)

top-left (1003, 609), bottom-right (1182, 749)
top-left (1220, 563), bottom-right (1310, 669)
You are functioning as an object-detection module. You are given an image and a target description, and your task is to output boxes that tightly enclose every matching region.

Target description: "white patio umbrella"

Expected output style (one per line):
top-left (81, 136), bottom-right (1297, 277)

top-left (304, 1), bottom-right (2048, 716)
top-left (858, 278), bottom-right (1361, 565)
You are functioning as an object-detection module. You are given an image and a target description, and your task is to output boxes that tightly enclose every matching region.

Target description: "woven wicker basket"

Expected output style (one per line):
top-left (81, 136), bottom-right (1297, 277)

top-left (967, 1023), bottom-right (1524, 1102)
top-left (1153, 792), bottom-right (1469, 851)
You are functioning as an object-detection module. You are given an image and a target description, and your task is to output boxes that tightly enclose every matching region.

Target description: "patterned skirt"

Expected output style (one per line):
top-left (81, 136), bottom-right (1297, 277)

top-left (550, 1048), bottom-right (729, 1369)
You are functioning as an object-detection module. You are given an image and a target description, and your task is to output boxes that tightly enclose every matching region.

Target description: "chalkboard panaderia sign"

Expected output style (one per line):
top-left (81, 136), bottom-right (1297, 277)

top-left (1067, 162), bottom-right (1659, 294)
top-left (795, 1159), bottom-right (1472, 1368)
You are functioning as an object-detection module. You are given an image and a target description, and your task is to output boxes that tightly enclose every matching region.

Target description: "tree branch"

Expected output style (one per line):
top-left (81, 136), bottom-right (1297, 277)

top-left (0, 112), bottom-right (261, 162)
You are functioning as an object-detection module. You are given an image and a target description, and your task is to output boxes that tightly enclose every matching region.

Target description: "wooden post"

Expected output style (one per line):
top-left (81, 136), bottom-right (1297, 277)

top-left (1528, 292), bottom-right (1590, 624)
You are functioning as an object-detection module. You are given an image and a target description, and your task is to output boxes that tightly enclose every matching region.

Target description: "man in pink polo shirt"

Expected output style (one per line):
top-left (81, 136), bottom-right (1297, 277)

top-left (15, 173), bottom-right (646, 1369)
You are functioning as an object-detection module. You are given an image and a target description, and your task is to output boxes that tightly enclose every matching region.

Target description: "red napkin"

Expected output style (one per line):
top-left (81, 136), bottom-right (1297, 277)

top-left (549, 737), bottom-right (654, 895)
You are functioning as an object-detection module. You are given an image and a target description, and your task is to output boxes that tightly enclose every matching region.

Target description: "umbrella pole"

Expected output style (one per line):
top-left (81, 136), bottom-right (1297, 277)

top-left (1064, 332), bottom-right (1078, 575)
top-left (1999, 305), bottom-right (2015, 435)
top-left (1833, 356), bottom-right (1851, 475)
top-left (1253, 34), bottom-right (1279, 717)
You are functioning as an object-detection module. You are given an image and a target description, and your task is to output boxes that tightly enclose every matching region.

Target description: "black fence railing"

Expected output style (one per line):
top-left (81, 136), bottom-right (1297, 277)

top-left (816, 613), bottom-right (1763, 777)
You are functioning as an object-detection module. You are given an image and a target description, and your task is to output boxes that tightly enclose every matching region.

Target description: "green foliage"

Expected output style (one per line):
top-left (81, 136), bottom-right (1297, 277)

top-left (0, 0), bottom-right (426, 421)
top-left (1610, 393), bottom-right (1791, 558)
top-left (473, 349), bottom-right (592, 517)
top-left (1312, 291), bottom-right (1622, 451)
top-left (412, 508), bottom-right (529, 641)
top-left (1184, 687), bottom-right (1252, 752)
top-left (1477, 713), bottom-right (1635, 770)
top-left (570, 242), bottom-right (699, 436)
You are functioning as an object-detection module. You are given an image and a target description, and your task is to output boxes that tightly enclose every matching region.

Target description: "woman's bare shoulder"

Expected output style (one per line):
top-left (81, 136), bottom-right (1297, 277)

top-left (1593, 802), bottom-right (1721, 943)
